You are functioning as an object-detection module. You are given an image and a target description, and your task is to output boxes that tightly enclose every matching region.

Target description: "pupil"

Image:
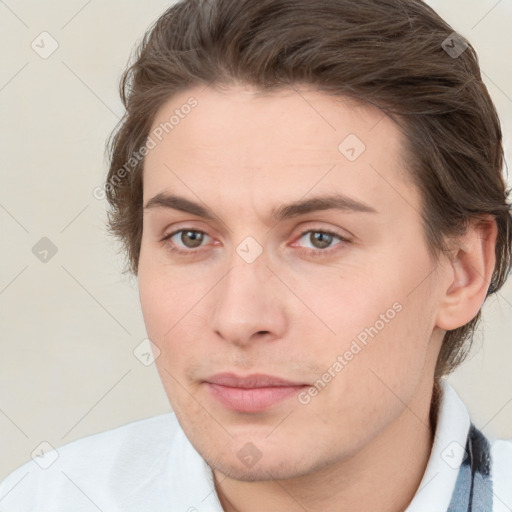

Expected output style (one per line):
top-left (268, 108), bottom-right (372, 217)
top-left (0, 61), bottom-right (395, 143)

top-left (312, 232), bottom-right (331, 248)
top-left (184, 231), bottom-right (203, 247)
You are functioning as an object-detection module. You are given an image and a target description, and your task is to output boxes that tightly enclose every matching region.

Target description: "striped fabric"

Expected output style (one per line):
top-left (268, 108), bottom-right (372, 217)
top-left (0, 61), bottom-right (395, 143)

top-left (447, 424), bottom-right (494, 511)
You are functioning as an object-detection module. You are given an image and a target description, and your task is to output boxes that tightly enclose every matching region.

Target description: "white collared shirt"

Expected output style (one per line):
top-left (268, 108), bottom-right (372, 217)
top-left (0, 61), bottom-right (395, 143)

top-left (1, 380), bottom-right (511, 511)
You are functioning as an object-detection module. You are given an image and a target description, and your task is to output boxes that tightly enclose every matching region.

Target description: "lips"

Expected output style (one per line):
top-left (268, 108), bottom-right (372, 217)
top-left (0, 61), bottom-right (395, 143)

top-left (205, 372), bottom-right (306, 388)
top-left (204, 372), bottom-right (309, 413)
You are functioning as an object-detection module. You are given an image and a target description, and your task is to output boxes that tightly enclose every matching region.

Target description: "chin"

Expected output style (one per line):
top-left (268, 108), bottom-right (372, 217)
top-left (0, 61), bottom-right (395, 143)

top-left (208, 456), bottom-right (308, 482)
top-left (204, 444), bottom-right (336, 483)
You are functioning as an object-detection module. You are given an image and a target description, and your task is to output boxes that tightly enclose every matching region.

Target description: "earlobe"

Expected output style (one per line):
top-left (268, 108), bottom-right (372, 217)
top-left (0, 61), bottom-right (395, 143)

top-left (435, 216), bottom-right (497, 331)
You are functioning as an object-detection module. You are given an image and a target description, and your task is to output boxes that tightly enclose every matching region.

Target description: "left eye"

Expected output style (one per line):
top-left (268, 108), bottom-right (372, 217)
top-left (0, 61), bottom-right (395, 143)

top-left (295, 229), bottom-right (346, 251)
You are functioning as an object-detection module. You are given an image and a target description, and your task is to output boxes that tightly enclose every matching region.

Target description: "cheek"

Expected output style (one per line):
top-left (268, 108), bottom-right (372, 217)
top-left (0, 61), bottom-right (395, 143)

top-left (137, 261), bottom-right (207, 382)
top-left (137, 250), bottom-right (197, 340)
top-left (138, 270), bottom-right (200, 413)
top-left (308, 301), bottom-right (433, 449)
top-left (138, 275), bottom-right (169, 342)
top-left (314, 253), bottom-right (437, 396)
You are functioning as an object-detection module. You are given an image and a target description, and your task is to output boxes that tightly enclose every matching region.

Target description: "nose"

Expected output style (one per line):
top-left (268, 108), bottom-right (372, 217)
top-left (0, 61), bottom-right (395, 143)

top-left (209, 255), bottom-right (288, 348)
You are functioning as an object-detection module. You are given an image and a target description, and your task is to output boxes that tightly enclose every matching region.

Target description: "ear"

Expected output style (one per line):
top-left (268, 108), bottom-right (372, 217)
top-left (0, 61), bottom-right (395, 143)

top-left (435, 215), bottom-right (498, 331)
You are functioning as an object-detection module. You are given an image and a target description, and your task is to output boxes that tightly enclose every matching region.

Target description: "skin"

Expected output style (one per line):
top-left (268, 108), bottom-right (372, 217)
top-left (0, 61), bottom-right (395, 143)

top-left (137, 83), bottom-right (497, 512)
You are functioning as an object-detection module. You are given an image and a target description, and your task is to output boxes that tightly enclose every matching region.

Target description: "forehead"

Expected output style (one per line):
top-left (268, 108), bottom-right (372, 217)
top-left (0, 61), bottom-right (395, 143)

top-left (142, 83), bottom-right (418, 218)
top-left (147, 83), bottom-right (396, 161)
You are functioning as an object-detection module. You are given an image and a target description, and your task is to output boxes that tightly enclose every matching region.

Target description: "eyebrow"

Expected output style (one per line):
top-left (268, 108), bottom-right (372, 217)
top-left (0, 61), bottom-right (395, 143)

top-left (143, 192), bottom-right (377, 223)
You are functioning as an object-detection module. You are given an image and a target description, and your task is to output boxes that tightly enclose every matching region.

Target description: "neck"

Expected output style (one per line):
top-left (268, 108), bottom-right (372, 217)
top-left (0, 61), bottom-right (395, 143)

top-left (213, 378), bottom-right (437, 512)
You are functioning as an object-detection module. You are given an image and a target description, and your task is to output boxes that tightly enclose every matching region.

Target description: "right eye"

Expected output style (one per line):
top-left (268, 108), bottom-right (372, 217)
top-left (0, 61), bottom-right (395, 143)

top-left (161, 228), bottom-right (213, 255)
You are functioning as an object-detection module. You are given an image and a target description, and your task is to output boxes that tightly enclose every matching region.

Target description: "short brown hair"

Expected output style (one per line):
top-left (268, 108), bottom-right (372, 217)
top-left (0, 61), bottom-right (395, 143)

top-left (105, 0), bottom-right (512, 380)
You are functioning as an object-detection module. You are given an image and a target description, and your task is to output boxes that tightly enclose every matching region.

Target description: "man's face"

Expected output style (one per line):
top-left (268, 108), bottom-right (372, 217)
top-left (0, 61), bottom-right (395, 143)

top-left (138, 84), bottom-right (446, 480)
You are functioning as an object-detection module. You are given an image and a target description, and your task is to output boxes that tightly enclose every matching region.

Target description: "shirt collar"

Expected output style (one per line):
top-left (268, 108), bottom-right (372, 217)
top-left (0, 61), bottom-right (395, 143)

top-left (406, 379), bottom-right (471, 511)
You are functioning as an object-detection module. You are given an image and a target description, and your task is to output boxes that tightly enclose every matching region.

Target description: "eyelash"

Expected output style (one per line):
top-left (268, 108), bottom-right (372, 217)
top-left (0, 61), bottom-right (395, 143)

top-left (161, 227), bottom-right (349, 257)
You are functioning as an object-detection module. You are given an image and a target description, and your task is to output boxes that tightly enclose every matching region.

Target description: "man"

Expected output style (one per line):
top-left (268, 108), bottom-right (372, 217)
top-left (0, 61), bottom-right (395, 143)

top-left (1, 0), bottom-right (511, 510)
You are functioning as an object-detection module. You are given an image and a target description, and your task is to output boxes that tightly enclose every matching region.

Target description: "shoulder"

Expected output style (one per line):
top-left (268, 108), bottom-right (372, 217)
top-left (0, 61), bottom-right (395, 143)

top-left (0, 412), bottom-right (179, 512)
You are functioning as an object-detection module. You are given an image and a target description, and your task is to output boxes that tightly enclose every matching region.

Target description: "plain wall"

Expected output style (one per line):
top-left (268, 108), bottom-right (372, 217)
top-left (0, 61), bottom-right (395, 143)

top-left (1, 0), bottom-right (511, 481)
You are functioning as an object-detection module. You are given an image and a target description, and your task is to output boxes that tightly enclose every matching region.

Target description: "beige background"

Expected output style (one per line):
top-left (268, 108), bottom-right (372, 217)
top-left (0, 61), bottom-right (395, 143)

top-left (1, 0), bottom-right (511, 481)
